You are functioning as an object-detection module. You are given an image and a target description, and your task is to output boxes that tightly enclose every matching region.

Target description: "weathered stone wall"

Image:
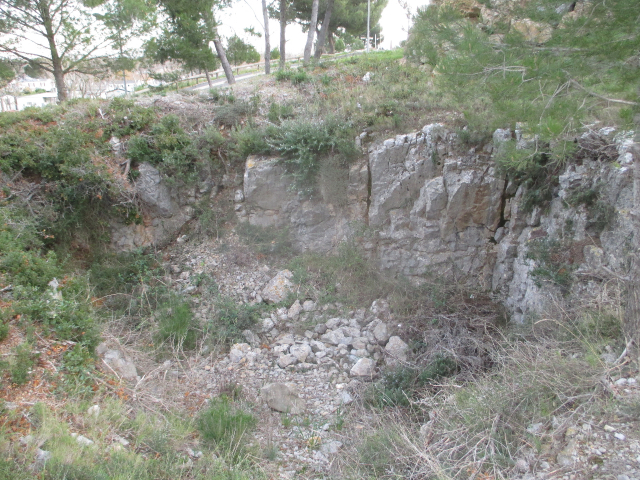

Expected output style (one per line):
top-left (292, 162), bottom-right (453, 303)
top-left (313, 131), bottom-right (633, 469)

top-left (236, 124), bottom-right (637, 321)
top-left (111, 124), bottom-right (637, 321)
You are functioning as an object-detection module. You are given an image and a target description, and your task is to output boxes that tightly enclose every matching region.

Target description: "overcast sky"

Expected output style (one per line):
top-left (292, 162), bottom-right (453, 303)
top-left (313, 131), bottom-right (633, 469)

top-left (218, 0), bottom-right (430, 56)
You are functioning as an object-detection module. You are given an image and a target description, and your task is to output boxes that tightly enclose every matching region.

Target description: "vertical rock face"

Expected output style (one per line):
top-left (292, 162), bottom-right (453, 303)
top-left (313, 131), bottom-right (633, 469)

top-left (110, 162), bottom-right (213, 250)
top-left (238, 124), bottom-right (637, 321)
top-left (239, 155), bottom-right (368, 252)
top-left (368, 124), bottom-right (504, 283)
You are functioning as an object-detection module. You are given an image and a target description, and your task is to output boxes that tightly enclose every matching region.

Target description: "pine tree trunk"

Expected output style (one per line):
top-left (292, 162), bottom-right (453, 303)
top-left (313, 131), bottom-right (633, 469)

top-left (213, 36), bottom-right (236, 85)
top-left (41, 3), bottom-right (67, 102)
top-left (279, 0), bottom-right (286, 70)
top-left (303, 0), bottom-right (319, 65)
top-left (314, 0), bottom-right (334, 59)
top-left (328, 33), bottom-right (335, 54)
top-left (205, 69), bottom-right (213, 88)
top-left (262, 0), bottom-right (271, 74)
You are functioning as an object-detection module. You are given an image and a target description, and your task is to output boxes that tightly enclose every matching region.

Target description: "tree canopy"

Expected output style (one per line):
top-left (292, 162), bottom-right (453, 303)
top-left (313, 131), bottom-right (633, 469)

top-left (226, 35), bottom-right (260, 66)
top-left (405, 0), bottom-right (640, 146)
top-left (146, 0), bottom-right (220, 74)
top-left (0, 0), bottom-right (109, 100)
top-left (291, 0), bottom-right (387, 51)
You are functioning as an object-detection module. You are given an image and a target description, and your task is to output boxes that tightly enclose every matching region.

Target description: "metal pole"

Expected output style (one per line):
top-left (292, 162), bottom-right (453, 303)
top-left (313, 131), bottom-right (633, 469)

top-left (366, 0), bottom-right (370, 53)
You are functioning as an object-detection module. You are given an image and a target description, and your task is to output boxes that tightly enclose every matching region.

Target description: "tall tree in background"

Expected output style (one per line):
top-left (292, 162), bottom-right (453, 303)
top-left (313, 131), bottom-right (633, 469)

top-left (261, 0), bottom-right (271, 73)
top-left (226, 35), bottom-right (260, 65)
top-left (0, 0), bottom-right (109, 101)
top-left (148, 0), bottom-right (234, 86)
top-left (96, 0), bottom-right (156, 95)
top-left (313, 0), bottom-right (334, 59)
top-left (292, 0), bottom-right (386, 55)
top-left (302, 0), bottom-right (319, 64)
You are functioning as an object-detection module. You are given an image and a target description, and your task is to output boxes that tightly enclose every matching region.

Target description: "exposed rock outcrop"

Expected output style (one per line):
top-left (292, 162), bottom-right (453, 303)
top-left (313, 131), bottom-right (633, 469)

top-left (236, 124), bottom-right (637, 322)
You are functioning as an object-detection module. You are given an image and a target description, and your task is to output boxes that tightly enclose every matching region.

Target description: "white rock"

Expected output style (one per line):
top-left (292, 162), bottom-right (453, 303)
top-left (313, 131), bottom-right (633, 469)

top-left (290, 344), bottom-right (312, 363)
top-left (262, 270), bottom-right (294, 304)
top-left (373, 322), bottom-right (390, 345)
top-left (385, 336), bottom-right (409, 366)
top-left (339, 391), bottom-right (353, 405)
top-left (229, 343), bottom-right (251, 363)
top-left (287, 300), bottom-right (302, 320)
top-left (242, 330), bottom-right (260, 347)
top-left (87, 405), bottom-right (100, 417)
top-left (302, 300), bottom-right (316, 312)
top-left (362, 72), bottom-right (371, 83)
top-left (261, 383), bottom-right (305, 414)
top-left (320, 440), bottom-right (343, 455)
top-left (370, 299), bottom-right (390, 319)
top-left (350, 358), bottom-right (375, 378)
top-left (261, 317), bottom-right (275, 332)
top-left (73, 434), bottom-right (94, 447)
top-left (614, 432), bottom-right (626, 441)
top-left (278, 354), bottom-right (298, 368)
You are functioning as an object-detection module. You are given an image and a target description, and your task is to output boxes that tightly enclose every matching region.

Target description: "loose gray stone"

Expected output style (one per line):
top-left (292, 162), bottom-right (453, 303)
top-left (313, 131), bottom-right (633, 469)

top-left (290, 344), bottom-right (312, 363)
top-left (278, 354), bottom-right (298, 368)
top-left (373, 322), bottom-right (390, 345)
top-left (261, 383), bottom-right (305, 414)
top-left (242, 330), bottom-right (260, 348)
top-left (350, 358), bottom-right (375, 378)
top-left (385, 336), bottom-right (409, 366)
top-left (302, 300), bottom-right (316, 312)
top-left (287, 299), bottom-right (302, 320)
top-left (262, 270), bottom-right (294, 304)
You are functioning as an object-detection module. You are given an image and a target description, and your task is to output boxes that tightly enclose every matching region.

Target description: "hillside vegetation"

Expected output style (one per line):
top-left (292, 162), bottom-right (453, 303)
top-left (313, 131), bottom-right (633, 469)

top-left (1, 0), bottom-right (639, 479)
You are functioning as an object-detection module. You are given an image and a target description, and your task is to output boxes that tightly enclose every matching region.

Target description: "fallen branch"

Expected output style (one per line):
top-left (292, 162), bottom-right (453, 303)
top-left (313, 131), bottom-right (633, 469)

top-left (568, 78), bottom-right (639, 106)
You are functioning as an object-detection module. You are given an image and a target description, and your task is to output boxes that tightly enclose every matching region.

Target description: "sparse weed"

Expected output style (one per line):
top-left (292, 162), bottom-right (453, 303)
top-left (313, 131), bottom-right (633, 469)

top-left (197, 397), bottom-right (257, 461)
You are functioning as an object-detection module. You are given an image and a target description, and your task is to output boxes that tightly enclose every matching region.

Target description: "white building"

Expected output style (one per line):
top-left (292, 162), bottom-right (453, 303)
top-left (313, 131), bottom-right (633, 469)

top-left (0, 91), bottom-right (58, 112)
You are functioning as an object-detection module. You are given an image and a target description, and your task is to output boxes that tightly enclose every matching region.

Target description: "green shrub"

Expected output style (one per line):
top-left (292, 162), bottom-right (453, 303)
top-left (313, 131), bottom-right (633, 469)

top-left (229, 125), bottom-right (272, 163)
top-left (270, 47), bottom-right (280, 60)
top-left (267, 102), bottom-right (295, 124)
top-left (0, 321), bottom-right (8, 342)
top-left (366, 356), bottom-right (458, 407)
top-left (275, 69), bottom-right (294, 82)
top-left (214, 100), bottom-right (257, 127)
top-left (290, 69), bottom-right (309, 84)
top-left (268, 117), bottom-right (358, 189)
top-left (197, 397), bottom-right (256, 458)
top-left (9, 342), bottom-right (36, 385)
top-left (210, 296), bottom-right (262, 344)
top-left (155, 298), bottom-right (198, 350)
top-left (526, 238), bottom-right (574, 293)
top-left (126, 114), bottom-right (200, 182)
top-left (102, 97), bottom-right (156, 139)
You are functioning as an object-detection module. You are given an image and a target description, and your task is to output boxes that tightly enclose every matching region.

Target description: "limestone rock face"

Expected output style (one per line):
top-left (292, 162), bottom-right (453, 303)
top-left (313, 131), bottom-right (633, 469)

top-left (239, 155), bottom-right (368, 252)
top-left (111, 162), bottom-right (213, 250)
top-left (261, 383), bottom-right (305, 414)
top-left (368, 124), bottom-right (504, 284)
top-left (238, 125), bottom-right (636, 322)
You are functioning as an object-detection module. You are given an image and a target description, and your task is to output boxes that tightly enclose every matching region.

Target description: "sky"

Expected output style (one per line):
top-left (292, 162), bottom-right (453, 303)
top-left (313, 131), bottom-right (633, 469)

top-left (217, 0), bottom-right (430, 56)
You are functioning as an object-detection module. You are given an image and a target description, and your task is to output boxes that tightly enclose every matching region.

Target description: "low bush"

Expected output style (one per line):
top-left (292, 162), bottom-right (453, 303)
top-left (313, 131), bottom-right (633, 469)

top-left (197, 397), bottom-right (256, 460)
top-left (209, 295), bottom-right (263, 344)
top-left (268, 117), bottom-right (358, 189)
top-left (366, 356), bottom-right (458, 408)
top-left (155, 298), bottom-right (199, 351)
